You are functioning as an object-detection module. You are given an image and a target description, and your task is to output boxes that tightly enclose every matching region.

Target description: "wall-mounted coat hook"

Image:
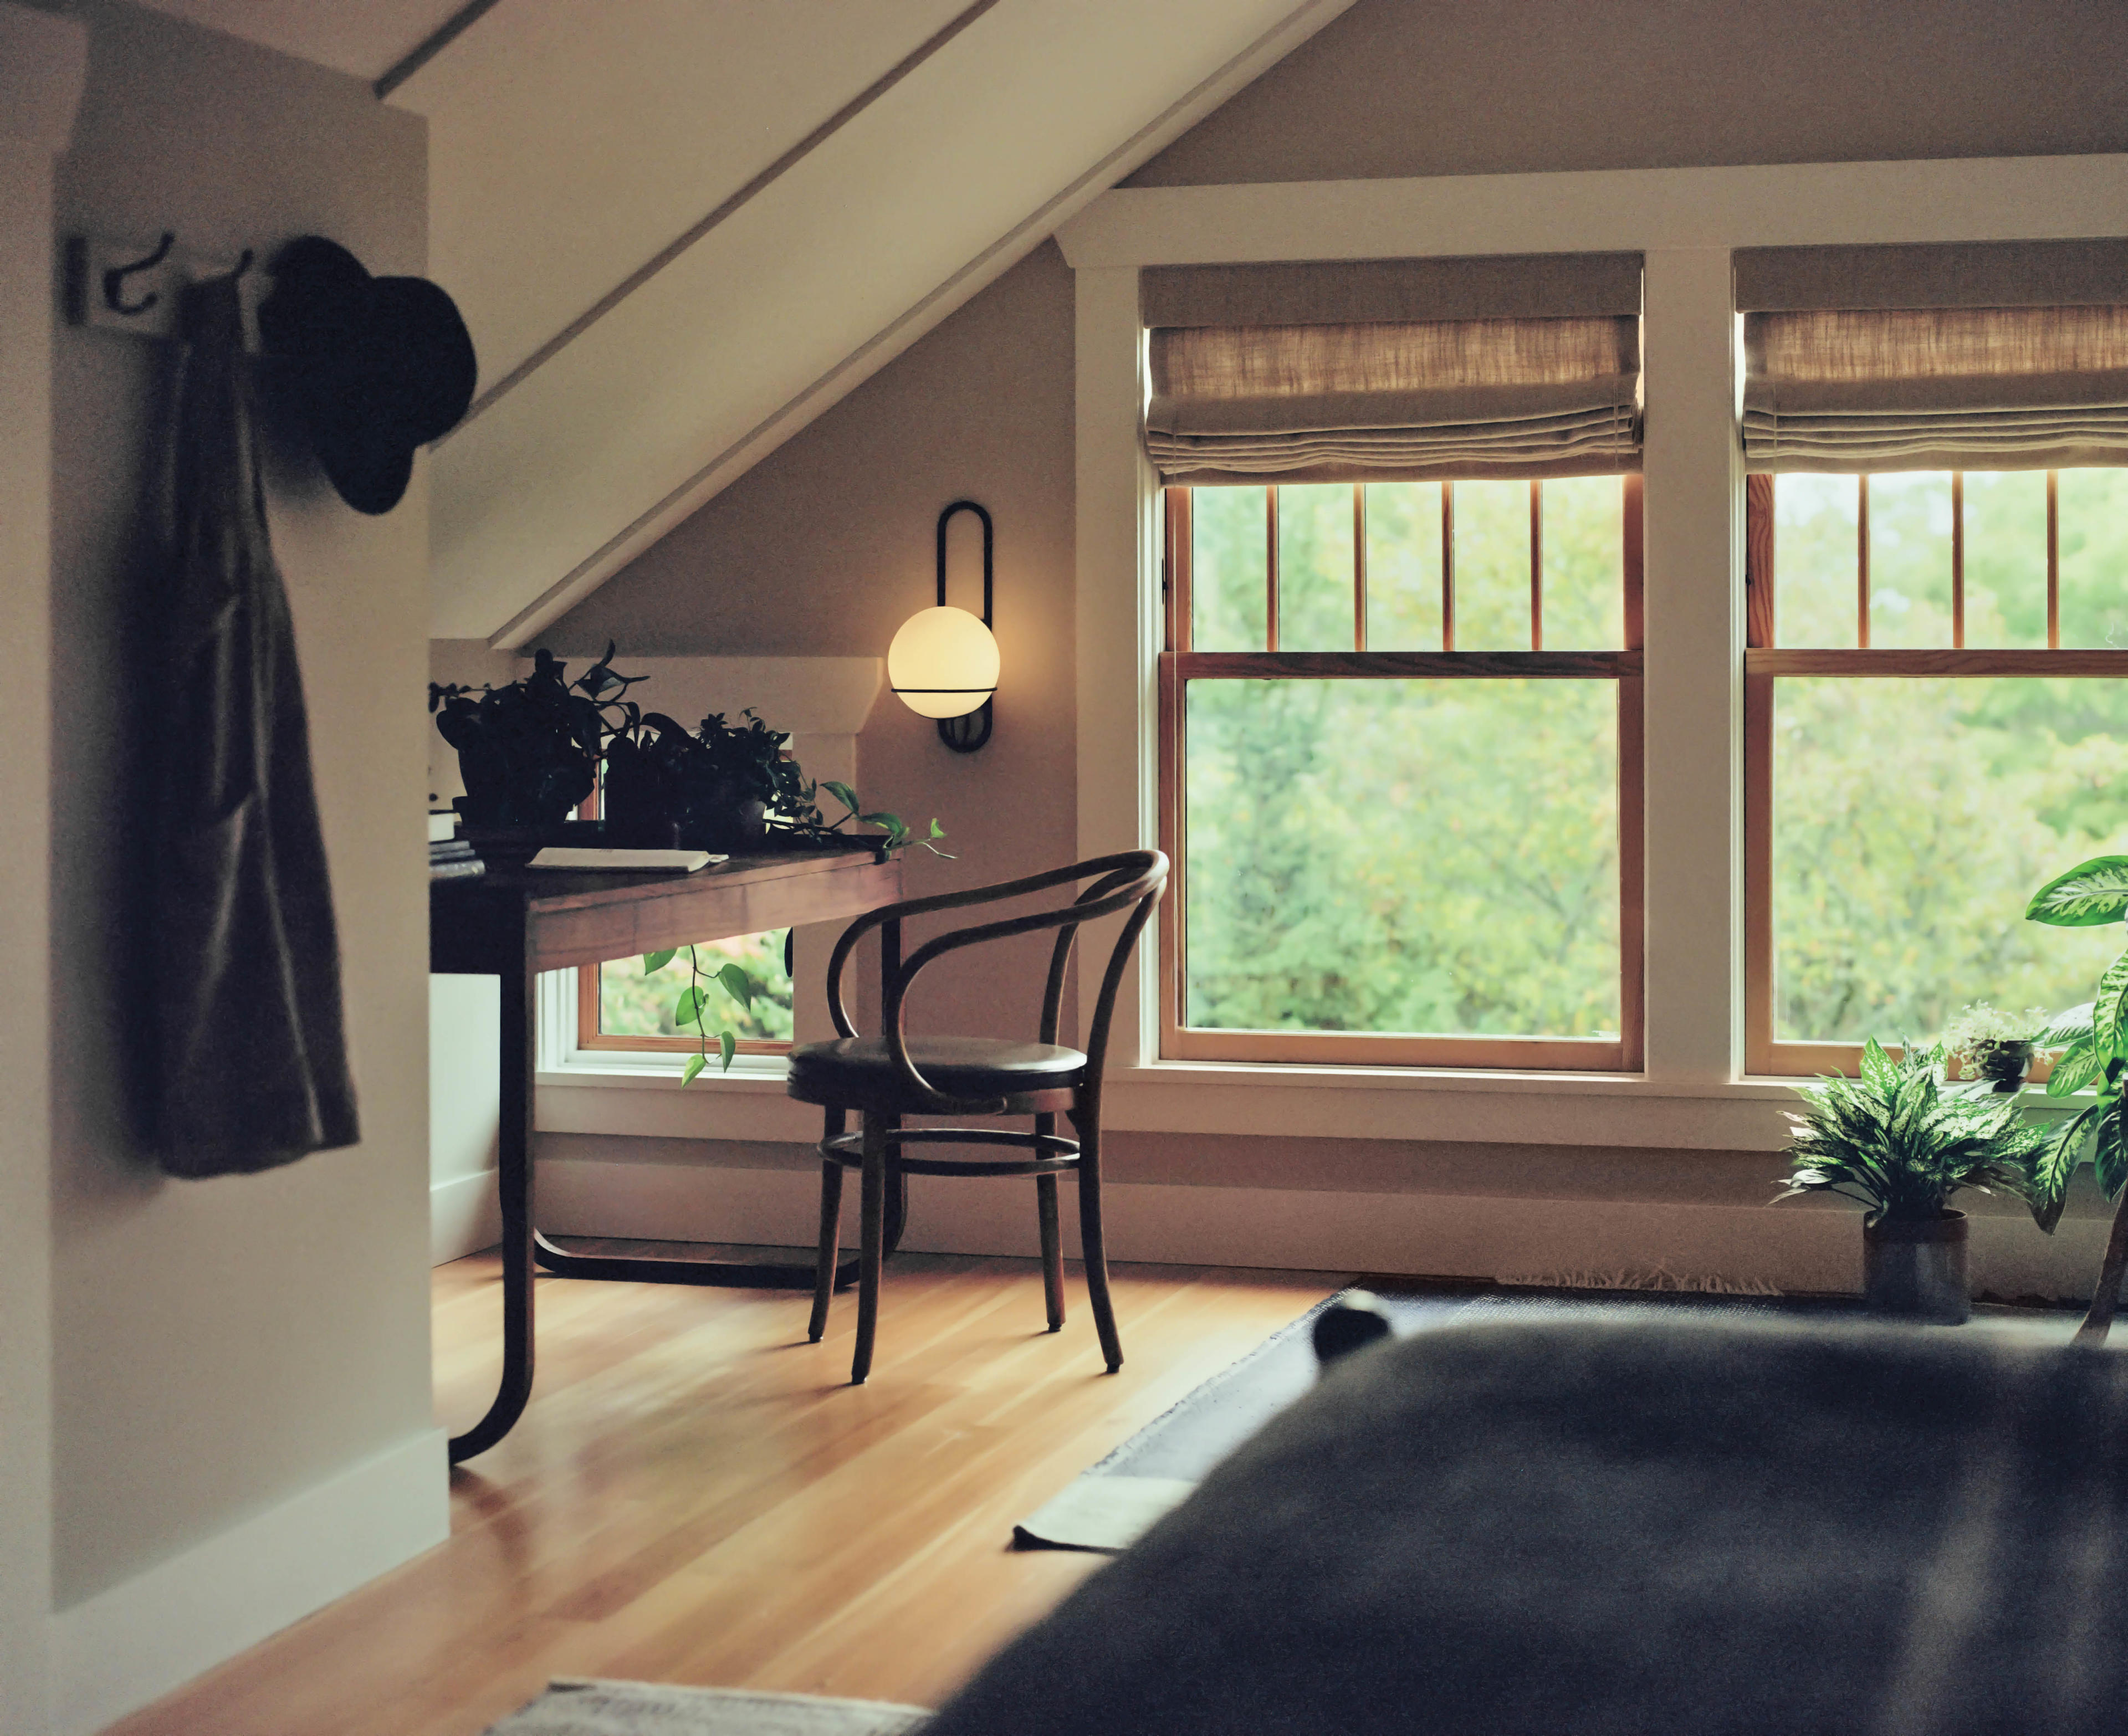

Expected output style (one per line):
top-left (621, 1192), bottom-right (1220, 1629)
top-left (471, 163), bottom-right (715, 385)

top-left (66, 232), bottom-right (252, 342)
top-left (103, 231), bottom-right (174, 315)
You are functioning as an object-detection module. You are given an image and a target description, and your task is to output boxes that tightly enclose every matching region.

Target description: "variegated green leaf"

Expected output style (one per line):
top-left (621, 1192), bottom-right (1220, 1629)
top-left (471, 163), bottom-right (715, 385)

top-left (2099, 953), bottom-right (2128, 1061)
top-left (2098, 1107), bottom-right (2128, 1201)
top-left (2049, 1035), bottom-right (2101, 1098)
top-left (2030, 1105), bottom-right (2100, 1232)
top-left (2028, 856), bottom-right (2128, 926)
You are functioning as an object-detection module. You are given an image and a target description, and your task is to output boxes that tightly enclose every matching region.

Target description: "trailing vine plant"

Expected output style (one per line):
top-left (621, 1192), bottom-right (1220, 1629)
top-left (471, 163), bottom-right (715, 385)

top-left (648, 781), bottom-right (952, 1083)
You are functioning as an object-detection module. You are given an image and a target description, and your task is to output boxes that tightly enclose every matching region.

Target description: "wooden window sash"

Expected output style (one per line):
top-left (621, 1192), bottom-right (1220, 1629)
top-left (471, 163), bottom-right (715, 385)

top-left (1159, 476), bottom-right (1644, 1073)
top-left (1744, 467), bottom-right (2120, 1077)
top-left (576, 957), bottom-right (795, 1055)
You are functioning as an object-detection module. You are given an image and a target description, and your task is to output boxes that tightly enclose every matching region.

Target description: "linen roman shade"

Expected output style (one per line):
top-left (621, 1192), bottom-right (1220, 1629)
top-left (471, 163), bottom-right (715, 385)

top-left (1143, 253), bottom-right (1643, 485)
top-left (1737, 239), bottom-right (2128, 473)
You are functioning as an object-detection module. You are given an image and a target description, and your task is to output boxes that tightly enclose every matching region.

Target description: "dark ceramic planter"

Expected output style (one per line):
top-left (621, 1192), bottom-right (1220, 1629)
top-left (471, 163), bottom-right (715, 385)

top-left (1970, 1040), bottom-right (2035, 1093)
top-left (1863, 1210), bottom-right (1968, 1324)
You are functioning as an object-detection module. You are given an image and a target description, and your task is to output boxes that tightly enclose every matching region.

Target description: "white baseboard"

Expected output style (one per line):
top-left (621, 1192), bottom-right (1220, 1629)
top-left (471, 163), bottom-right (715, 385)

top-left (431, 1168), bottom-right (503, 1266)
top-left (50, 1428), bottom-right (449, 1736)
top-left (536, 1156), bottom-right (2112, 1302)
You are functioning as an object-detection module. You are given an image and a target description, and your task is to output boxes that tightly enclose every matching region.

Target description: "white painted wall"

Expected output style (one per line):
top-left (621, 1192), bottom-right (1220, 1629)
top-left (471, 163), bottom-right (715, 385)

top-left (41, 4), bottom-right (444, 1727)
top-left (0, 7), bottom-right (88, 1723)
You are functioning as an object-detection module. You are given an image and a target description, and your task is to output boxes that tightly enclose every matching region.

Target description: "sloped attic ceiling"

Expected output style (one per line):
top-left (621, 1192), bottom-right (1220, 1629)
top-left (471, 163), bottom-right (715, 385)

top-left (386, 0), bottom-right (1355, 647)
top-left (119, 0), bottom-right (1351, 646)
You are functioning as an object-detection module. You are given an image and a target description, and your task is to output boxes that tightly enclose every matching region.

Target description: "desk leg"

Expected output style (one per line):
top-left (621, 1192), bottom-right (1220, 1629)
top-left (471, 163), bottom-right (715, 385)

top-left (449, 955), bottom-right (536, 1464)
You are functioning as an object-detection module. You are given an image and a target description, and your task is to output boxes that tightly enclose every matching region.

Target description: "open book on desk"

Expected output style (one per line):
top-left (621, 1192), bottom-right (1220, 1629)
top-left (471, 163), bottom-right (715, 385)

top-left (526, 848), bottom-right (727, 873)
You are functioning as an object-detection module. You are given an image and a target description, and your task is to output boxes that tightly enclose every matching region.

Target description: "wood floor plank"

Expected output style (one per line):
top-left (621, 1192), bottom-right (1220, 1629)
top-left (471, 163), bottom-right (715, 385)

top-left (100, 1248), bottom-right (1336, 1736)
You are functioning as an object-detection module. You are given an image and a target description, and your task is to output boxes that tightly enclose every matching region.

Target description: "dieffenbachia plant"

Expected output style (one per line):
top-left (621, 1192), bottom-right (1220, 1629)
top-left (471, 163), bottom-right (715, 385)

top-left (2025, 854), bottom-right (2128, 1340)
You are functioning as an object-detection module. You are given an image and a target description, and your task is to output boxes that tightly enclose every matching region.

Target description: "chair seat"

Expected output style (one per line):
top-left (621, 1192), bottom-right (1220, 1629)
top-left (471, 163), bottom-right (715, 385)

top-left (788, 1036), bottom-right (1086, 1112)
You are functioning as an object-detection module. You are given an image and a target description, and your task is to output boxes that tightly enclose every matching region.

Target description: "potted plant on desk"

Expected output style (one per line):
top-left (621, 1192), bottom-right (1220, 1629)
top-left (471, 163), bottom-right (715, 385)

top-left (429, 644), bottom-right (641, 834)
top-left (1774, 1038), bottom-right (2053, 1323)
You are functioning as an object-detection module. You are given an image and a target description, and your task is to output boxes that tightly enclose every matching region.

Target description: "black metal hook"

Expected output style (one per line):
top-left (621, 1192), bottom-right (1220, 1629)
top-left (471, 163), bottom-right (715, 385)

top-left (934, 499), bottom-right (995, 754)
top-left (104, 232), bottom-right (175, 316)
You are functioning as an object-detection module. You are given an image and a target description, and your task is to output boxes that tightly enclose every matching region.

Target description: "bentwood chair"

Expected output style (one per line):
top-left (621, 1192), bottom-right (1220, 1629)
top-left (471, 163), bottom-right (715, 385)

top-left (786, 850), bottom-right (1169, 1384)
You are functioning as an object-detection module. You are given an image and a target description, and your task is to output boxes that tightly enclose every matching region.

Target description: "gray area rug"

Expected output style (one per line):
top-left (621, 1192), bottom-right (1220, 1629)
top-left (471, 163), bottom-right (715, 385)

top-left (1012, 1287), bottom-right (1812, 1551)
top-left (484, 1679), bottom-right (929, 1735)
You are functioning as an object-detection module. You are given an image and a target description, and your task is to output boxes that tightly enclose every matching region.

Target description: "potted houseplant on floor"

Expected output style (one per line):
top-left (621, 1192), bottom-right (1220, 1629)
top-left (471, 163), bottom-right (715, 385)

top-left (2024, 853), bottom-right (2128, 1341)
top-left (1942, 1002), bottom-right (2053, 1092)
top-left (1774, 1038), bottom-right (2053, 1323)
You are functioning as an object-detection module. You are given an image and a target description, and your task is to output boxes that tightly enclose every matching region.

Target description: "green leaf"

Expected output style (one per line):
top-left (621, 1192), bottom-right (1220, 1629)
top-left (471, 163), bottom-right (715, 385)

top-left (680, 1053), bottom-right (705, 1085)
top-left (1859, 1037), bottom-right (1897, 1090)
top-left (716, 962), bottom-right (754, 1010)
top-left (2098, 1106), bottom-right (2128, 1201)
top-left (821, 781), bottom-right (861, 816)
top-left (674, 985), bottom-right (707, 1028)
top-left (2030, 1107), bottom-right (2098, 1232)
top-left (719, 1030), bottom-right (736, 1071)
top-left (928, 818), bottom-right (946, 839)
top-left (2048, 1034), bottom-right (2101, 1097)
top-left (2028, 856), bottom-right (2128, 926)
top-left (642, 948), bottom-right (677, 974)
top-left (2097, 952), bottom-right (2128, 1059)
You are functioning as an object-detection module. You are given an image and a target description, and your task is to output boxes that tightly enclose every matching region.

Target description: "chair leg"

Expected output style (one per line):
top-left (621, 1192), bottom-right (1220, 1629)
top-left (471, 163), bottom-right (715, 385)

top-left (1074, 1105), bottom-right (1123, 1373)
top-left (1035, 1113), bottom-right (1065, 1332)
top-left (809, 1158), bottom-right (843, 1343)
top-left (852, 1111), bottom-right (888, 1385)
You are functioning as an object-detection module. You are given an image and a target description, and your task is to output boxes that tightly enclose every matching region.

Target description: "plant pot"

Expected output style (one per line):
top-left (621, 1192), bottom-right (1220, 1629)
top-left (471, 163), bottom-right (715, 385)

top-left (1970, 1039), bottom-right (2034, 1093)
top-left (1863, 1211), bottom-right (1969, 1323)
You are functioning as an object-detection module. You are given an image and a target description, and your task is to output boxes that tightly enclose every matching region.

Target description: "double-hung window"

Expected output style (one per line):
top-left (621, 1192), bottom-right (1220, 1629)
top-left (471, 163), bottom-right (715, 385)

top-left (1738, 240), bottom-right (2128, 1075)
top-left (1146, 255), bottom-right (1646, 1070)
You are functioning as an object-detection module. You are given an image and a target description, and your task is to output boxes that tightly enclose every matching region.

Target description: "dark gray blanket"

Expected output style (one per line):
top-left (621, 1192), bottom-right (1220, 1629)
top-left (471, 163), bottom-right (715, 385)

top-left (929, 1319), bottom-right (2128, 1735)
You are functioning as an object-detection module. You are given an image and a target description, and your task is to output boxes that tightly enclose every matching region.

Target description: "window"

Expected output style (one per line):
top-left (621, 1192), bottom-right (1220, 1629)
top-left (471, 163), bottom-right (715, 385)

top-left (575, 929), bottom-right (795, 1056)
top-left (1737, 239), bottom-right (2128, 1076)
top-left (1743, 467), bottom-right (2128, 1074)
top-left (1161, 475), bottom-right (1644, 1069)
top-left (1144, 252), bottom-right (1647, 1071)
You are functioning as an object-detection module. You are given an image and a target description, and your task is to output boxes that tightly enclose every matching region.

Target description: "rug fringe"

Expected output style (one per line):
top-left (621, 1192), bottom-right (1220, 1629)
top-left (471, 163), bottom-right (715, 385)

top-left (1495, 1266), bottom-right (1783, 1296)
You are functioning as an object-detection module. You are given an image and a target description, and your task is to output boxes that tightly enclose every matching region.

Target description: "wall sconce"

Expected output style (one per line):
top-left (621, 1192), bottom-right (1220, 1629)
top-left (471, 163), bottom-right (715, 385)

top-left (888, 499), bottom-right (998, 753)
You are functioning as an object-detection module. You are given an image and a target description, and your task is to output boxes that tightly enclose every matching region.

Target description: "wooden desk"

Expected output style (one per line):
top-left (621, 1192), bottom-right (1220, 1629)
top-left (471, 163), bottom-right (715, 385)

top-left (432, 844), bottom-right (903, 1462)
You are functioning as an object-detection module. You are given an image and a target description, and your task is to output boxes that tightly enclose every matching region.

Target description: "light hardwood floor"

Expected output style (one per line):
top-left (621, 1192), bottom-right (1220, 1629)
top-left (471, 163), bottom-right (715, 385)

top-left (105, 1245), bottom-right (1339, 1735)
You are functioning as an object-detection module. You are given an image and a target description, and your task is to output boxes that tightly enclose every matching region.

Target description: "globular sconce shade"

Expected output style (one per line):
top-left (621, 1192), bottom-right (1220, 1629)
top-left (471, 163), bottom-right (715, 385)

top-left (888, 605), bottom-right (999, 718)
top-left (892, 499), bottom-right (996, 752)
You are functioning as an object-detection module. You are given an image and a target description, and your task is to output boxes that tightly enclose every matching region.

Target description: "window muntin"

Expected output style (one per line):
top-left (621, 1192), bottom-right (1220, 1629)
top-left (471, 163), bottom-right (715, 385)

top-left (1744, 468), bottom-right (2128, 1076)
top-left (1161, 479), bottom-right (1644, 1071)
top-left (576, 928), bottom-right (795, 1054)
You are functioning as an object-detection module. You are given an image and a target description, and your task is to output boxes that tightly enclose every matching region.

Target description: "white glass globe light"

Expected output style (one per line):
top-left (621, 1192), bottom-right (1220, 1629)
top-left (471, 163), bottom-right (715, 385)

top-left (887, 605), bottom-right (1000, 720)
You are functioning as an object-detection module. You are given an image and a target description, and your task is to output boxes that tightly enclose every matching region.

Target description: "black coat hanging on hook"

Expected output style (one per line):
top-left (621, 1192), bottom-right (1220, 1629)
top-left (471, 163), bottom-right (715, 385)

top-left (152, 268), bottom-right (360, 1174)
top-left (259, 236), bottom-right (476, 515)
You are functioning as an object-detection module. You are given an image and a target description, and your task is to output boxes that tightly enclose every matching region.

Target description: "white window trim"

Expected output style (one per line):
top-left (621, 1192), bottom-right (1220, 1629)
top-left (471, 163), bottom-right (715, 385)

top-left (1060, 153), bottom-right (2128, 1146)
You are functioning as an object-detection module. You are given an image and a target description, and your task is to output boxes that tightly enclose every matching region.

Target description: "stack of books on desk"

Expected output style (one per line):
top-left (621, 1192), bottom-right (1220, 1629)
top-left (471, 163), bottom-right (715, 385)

top-left (429, 812), bottom-right (484, 880)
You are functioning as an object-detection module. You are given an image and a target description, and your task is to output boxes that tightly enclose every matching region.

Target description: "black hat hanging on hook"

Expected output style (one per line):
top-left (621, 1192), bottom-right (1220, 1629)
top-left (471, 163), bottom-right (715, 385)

top-left (258, 235), bottom-right (476, 515)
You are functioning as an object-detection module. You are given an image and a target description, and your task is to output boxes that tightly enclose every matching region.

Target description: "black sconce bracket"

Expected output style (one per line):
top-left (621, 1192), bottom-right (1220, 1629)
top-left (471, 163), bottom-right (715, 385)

top-left (935, 499), bottom-right (994, 754)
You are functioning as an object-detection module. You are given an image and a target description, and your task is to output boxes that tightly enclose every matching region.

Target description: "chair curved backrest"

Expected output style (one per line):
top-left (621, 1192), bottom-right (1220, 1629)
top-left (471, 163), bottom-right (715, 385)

top-left (822, 850), bottom-right (1169, 1112)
